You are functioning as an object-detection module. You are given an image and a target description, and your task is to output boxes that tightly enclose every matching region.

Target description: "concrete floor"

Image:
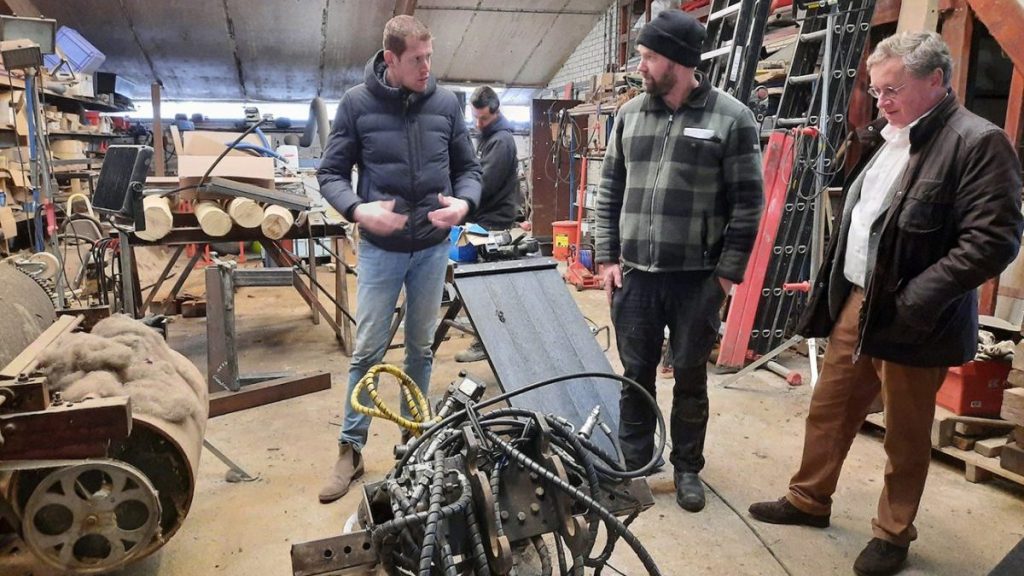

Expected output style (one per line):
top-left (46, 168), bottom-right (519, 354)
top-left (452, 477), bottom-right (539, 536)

top-left (4, 255), bottom-right (1024, 575)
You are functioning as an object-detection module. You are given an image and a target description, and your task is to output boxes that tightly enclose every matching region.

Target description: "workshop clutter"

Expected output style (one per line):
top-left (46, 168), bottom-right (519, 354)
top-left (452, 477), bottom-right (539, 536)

top-left (5, 314), bottom-right (208, 573)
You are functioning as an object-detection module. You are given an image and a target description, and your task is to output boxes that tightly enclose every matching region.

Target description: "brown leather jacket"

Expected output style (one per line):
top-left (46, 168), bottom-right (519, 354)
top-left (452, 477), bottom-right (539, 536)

top-left (797, 92), bottom-right (1023, 367)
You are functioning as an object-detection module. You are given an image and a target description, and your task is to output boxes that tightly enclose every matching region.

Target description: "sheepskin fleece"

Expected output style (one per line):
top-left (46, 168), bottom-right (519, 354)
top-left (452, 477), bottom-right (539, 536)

top-left (38, 315), bottom-right (207, 423)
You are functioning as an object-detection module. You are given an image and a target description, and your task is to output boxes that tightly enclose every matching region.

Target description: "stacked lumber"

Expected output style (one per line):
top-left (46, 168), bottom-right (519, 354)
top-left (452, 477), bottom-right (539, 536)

top-left (1000, 388), bottom-right (1024, 474)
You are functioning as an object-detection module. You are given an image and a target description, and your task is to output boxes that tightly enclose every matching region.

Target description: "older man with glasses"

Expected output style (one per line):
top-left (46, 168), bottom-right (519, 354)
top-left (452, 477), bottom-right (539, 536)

top-left (748, 31), bottom-right (1022, 576)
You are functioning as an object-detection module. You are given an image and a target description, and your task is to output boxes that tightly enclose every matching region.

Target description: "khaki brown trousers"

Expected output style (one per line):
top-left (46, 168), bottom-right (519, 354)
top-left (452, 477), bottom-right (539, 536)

top-left (786, 288), bottom-right (947, 546)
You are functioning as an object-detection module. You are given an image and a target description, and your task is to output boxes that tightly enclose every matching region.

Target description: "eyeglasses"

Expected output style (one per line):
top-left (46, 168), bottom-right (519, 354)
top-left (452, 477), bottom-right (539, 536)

top-left (866, 82), bottom-right (908, 100)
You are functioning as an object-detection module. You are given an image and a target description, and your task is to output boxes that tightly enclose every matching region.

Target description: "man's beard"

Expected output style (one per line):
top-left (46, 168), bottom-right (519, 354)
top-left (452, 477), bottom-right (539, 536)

top-left (644, 69), bottom-right (677, 97)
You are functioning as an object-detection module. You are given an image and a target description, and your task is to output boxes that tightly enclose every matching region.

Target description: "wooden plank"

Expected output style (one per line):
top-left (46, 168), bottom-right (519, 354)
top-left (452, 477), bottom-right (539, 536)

top-left (1000, 441), bottom-right (1024, 475)
top-left (968, 0), bottom-right (1024, 72)
top-left (873, 0), bottom-right (902, 24)
top-left (952, 434), bottom-right (977, 451)
top-left (869, 410), bottom-right (1024, 485)
top-left (0, 376), bottom-right (48, 413)
top-left (938, 445), bottom-right (1024, 486)
top-left (975, 436), bottom-right (1009, 458)
top-left (0, 397), bottom-right (131, 460)
top-left (209, 371), bottom-right (331, 418)
top-left (941, 0), bottom-right (973, 103)
top-left (1015, 425), bottom-right (1024, 446)
top-left (965, 462), bottom-right (994, 483)
top-left (1001, 388), bottom-right (1024, 425)
top-left (0, 315), bottom-right (81, 379)
top-left (1007, 67), bottom-right (1024, 152)
top-left (897, 0), bottom-right (940, 31)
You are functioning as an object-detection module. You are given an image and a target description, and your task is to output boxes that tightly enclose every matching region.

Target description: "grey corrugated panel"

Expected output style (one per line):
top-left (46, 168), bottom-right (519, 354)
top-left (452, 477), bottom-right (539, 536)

top-left (454, 259), bottom-right (621, 456)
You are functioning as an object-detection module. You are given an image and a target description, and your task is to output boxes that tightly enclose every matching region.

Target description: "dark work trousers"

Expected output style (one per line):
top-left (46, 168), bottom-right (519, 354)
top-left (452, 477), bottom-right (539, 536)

top-left (611, 268), bottom-right (726, 474)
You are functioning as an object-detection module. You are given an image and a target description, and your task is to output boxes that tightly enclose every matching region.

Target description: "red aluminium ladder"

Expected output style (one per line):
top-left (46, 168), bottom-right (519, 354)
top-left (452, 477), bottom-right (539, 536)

top-left (717, 129), bottom-right (798, 370)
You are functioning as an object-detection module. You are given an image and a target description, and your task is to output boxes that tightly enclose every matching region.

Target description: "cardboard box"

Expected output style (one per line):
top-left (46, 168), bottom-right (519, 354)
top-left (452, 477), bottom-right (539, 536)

top-left (182, 131), bottom-right (264, 156)
top-left (177, 155), bottom-right (275, 195)
top-left (936, 360), bottom-right (1011, 417)
top-left (0, 205), bottom-right (16, 240)
top-left (448, 226), bottom-right (477, 263)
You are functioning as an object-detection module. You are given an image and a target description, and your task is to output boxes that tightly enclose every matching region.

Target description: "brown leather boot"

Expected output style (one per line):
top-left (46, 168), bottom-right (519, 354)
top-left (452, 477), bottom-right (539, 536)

top-left (318, 442), bottom-right (364, 504)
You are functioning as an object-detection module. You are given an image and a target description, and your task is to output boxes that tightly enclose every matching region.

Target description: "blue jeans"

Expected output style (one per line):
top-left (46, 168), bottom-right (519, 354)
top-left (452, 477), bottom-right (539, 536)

top-left (340, 238), bottom-right (449, 448)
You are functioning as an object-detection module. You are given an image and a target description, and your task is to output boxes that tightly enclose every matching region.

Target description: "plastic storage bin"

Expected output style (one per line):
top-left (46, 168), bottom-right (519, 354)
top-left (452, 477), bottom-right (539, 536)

top-left (44, 27), bottom-right (106, 74)
top-left (936, 360), bottom-right (1011, 417)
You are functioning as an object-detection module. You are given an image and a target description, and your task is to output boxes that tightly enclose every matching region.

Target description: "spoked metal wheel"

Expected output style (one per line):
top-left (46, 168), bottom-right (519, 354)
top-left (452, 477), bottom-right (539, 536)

top-left (21, 460), bottom-right (162, 574)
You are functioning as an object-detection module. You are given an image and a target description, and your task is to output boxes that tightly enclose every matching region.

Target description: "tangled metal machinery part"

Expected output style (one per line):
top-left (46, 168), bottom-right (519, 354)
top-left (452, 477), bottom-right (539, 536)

top-left (292, 371), bottom-right (665, 576)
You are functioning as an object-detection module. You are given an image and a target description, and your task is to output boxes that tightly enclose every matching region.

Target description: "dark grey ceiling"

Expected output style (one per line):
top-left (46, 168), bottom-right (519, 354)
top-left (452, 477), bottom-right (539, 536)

top-left (24, 0), bottom-right (608, 103)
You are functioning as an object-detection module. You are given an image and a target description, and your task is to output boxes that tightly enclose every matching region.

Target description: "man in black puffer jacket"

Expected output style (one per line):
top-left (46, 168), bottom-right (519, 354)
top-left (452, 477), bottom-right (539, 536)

top-left (454, 85), bottom-right (522, 364)
top-left (316, 15), bottom-right (481, 504)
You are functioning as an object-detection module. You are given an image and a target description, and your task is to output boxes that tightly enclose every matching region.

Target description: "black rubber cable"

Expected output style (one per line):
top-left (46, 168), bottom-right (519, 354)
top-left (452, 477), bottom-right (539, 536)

top-left (484, 431), bottom-right (663, 576)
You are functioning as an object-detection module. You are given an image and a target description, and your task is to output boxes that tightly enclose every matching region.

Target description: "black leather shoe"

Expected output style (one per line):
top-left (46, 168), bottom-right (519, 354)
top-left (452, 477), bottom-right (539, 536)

top-left (854, 538), bottom-right (908, 576)
top-left (748, 497), bottom-right (830, 528)
top-left (674, 472), bottom-right (706, 512)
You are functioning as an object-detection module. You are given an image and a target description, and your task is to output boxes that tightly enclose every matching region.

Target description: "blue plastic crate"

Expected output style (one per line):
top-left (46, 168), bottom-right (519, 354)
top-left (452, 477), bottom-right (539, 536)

top-left (44, 27), bottom-right (105, 74)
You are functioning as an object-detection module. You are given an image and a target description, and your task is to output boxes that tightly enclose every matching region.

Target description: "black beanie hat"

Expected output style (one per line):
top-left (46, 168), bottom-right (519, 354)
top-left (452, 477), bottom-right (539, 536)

top-left (637, 9), bottom-right (706, 68)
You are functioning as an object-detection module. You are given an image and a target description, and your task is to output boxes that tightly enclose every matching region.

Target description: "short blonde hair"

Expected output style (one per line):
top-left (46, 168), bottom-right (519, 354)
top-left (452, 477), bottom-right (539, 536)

top-left (383, 15), bottom-right (432, 57)
top-left (867, 31), bottom-right (953, 86)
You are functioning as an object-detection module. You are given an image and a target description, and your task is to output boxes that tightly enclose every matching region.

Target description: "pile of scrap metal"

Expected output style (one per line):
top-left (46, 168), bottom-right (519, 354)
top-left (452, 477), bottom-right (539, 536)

top-left (0, 293), bottom-right (207, 575)
top-left (292, 368), bottom-right (666, 576)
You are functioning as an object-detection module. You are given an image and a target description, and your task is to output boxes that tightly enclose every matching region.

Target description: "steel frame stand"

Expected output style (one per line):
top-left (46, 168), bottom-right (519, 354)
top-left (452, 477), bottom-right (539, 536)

top-left (205, 258), bottom-right (331, 417)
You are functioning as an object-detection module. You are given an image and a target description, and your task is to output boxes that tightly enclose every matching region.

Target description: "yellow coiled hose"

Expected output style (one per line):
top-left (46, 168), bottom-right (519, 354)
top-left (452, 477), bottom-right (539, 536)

top-left (350, 364), bottom-right (441, 435)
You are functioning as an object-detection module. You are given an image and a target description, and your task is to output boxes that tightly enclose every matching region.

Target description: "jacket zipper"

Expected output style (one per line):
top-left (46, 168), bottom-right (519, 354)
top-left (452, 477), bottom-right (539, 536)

top-left (404, 96), bottom-right (416, 248)
top-left (648, 113), bottom-right (674, 267)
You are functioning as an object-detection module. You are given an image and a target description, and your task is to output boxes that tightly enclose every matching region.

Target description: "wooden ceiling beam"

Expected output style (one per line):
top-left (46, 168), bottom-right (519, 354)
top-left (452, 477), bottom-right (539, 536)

top-left (394, 0), bottom-right (417, 17)
top-left (967, 0), bottom-right (1024, 72)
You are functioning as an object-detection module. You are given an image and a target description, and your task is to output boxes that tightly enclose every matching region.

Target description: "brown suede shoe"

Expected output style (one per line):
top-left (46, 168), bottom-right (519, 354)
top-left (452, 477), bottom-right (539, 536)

top-left (748, 497), bottom-right (830, 528)
top-left (318, 442), bottom-right (364, 504)
top-left (854, 538), bottom-right (909, 576)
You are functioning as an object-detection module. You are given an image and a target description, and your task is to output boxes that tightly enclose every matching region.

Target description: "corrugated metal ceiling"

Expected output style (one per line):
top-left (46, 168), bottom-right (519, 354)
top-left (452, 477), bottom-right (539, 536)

top-left (22, 0), bottom-right (608, 103)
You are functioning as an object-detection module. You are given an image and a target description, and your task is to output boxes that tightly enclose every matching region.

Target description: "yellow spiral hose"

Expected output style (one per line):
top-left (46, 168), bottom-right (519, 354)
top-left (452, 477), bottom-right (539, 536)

top-left (350, 364), bottom-right (441, 435)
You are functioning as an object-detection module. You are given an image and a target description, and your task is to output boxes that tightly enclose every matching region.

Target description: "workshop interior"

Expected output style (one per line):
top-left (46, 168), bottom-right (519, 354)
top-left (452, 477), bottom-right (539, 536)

top-left (1, 1), bottom-right (1024, 575)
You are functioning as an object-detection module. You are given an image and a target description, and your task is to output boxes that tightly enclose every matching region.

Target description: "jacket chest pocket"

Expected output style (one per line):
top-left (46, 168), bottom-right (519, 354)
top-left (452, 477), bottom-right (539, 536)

top-left (896, 180), bottom-right (950, 234)
top-left (892, 180), bottom-right (952, 280)
top-left (678, 135), bottom-right (723, 165)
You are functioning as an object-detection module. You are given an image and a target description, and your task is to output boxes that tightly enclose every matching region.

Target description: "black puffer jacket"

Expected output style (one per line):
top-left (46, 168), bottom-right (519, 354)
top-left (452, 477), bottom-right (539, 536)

top-left (317, 51), bottom-right (482, 252)
top-left (472, 114), bottom-right (519, 230)
top-left (798, 93), bottom-right (1023, 367)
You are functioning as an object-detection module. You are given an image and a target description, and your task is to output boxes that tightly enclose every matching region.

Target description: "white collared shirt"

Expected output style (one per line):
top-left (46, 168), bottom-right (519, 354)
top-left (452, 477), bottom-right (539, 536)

top-left (843, 121), bottom-right (915, 288)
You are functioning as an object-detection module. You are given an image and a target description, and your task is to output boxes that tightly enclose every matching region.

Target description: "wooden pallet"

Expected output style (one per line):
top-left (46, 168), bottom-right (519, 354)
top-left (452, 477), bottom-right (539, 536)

top-left (863, 409), bottom-right (1024, 488)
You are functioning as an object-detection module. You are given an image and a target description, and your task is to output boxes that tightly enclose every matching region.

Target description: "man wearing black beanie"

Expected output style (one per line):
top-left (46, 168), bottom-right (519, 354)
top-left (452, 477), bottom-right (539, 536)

top-left (595, 9), bottom-right (764, 513)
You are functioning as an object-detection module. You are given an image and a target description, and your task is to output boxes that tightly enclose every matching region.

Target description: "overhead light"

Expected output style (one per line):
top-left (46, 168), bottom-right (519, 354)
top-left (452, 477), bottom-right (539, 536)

top-left (0, 15), bottom-right (55, 54)
top-left (0, 38), bottom-right (42, 71)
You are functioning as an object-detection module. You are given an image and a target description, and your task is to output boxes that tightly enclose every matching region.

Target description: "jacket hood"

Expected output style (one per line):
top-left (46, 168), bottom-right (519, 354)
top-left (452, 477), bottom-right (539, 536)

top-left (364, 50), bottom-right (437, 102)
top-left (482, 114), bottom-right (514, 138)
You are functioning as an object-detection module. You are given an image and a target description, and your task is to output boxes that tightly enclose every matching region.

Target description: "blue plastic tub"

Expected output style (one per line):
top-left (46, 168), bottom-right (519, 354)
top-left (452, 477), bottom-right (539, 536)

top-left (44, 27), bottom-right (105, 74)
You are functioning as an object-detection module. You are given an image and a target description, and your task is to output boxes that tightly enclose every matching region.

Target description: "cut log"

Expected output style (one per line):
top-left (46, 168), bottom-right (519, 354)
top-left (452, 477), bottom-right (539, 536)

top-left (195, 200), bottom-right (232, 237)
top-left (261, 204), bottom-right (294, 240)
top-left (135, 195), bottom-right (173, 241)
top-left (1001, 388), bottom-right (1024, 426)
top-left (1015, 426), bottom-right (1024, 446)
top-left (227, 197), bottom-right (263, 229)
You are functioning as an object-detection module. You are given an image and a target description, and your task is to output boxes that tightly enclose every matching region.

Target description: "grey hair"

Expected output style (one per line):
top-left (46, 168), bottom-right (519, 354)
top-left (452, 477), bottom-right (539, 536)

top-left (866, 31), bottom-right (953, 86)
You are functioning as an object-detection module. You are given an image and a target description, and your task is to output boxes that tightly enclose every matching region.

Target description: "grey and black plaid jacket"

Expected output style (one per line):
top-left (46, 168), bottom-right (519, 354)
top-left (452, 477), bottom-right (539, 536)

top-left (595, 73), bottom-right (763, 282)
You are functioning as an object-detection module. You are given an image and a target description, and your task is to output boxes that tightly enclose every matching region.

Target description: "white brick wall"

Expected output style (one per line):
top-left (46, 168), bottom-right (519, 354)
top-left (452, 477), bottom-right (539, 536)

top-left (547, 0), bottom-right (677, 95)
top-left (547, 3), bottom-right (617, 92)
